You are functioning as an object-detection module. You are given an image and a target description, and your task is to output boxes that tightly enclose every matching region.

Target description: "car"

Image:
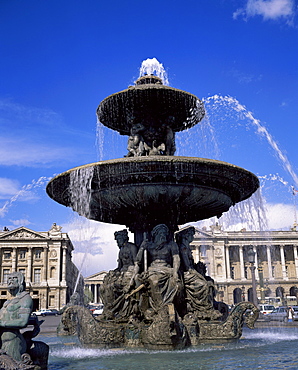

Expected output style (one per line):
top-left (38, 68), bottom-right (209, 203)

top-left (259, 304), bottom-right (275, 315)
top-left (266, 306), bottom-right (298, 322)
top-left (32, 309), bottom-right (60, 316)
top-left (92, 304), bottom-right (104, 316)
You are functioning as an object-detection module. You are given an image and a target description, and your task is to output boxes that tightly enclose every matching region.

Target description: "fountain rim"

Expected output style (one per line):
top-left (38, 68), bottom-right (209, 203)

top-left (96, 84), bottom-right (205, 135)
top-left (47, 155), bottom-right (259, 193)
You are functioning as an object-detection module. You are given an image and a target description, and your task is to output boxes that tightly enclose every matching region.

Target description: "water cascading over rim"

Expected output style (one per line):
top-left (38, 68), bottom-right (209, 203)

top-left (46, 65), bottom-right (260, 235)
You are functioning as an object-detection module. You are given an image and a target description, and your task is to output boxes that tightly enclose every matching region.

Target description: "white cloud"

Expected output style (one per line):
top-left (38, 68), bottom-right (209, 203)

top-left (233, 0), bottom-right (295, 23)
top-left (62, 216), bottom-right (133, 276)
top-left (265, 202), bottom-right (295, 229)
top-left (0, 137), bottom-right (74, 167)
top-left (9, 219), bottom-right (31, 226)
top-left (0, 178), bottom-right (21, 199)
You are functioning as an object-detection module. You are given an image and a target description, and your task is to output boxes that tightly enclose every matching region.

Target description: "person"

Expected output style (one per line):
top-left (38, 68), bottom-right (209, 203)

top-left (288, 306), bottom-right (294, 322)
top-left (100, 229), bottom-right (138, 319)
top-left (0, 272), bottom-right (33, 361)
top-left (132, 224), bottom-right (181, 311)
top-left (176, 227), bottom-right (221, 320)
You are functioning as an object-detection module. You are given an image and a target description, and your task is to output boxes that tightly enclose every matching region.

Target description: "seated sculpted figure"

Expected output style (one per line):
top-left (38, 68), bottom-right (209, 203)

top-left (0, 272), bottom-right (32, 361)
top-left (126, 123), bottom-right (146, 157)
top-left (176, 227), bottom-right (221, 320)
top-left (100, 229), bottom-right (138, 319)
top-left (132, 224), bottom-right (181, 312)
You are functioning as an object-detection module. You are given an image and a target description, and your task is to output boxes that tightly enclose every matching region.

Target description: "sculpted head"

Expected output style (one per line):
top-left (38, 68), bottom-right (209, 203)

top-left (114, 229), bottom-right (129, 248)
top-left (176, 226), bottom-right (195, 245)
top-left (151, 224), bottom-right (169, 245)
top-left (7, 271), bottom-right (26, 295)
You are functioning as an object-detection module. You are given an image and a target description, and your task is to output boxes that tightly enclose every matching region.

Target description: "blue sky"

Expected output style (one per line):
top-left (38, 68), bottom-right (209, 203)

top-left (0, 0), bottom-right (297, 275)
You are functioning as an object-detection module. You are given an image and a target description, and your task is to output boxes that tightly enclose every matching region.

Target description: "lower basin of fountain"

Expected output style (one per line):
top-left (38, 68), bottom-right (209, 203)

top-left (46, 156), bottom-right (259, 231)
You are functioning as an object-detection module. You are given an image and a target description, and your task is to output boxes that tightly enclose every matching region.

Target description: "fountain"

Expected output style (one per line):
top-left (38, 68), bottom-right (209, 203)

top-left (46, 59), bottom-right (260, 349)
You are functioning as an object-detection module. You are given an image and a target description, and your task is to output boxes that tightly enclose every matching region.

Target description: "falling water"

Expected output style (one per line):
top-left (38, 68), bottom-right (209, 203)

top-left (0, 176), bottom-right (53, 218)
top-left (70, 167), bottom-right (94, 219)
top-left (203, 95), bottom-right (298, 188)
top-left (139, 57), bottom-right (169, 85)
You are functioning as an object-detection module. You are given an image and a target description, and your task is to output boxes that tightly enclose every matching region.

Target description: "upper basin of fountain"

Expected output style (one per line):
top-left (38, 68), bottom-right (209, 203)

top-left (97, 75), bottom-right (205, 136)
top-left (46, 156), bottom-right (259, 233)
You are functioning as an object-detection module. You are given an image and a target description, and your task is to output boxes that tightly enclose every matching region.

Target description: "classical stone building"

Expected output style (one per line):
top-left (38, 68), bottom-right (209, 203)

top-left (190, 224), bottom-right (298, 306)
top-left (84, 271), bottom-right (107, 304)
top-left (0, 224), bottom-right (83, 311)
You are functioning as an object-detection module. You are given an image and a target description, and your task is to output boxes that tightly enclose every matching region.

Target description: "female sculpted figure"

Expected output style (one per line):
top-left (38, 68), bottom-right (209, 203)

top-left (0, 272), bottom-right (32, 361)
top-left (100, 229), bottom-right (138, 319)
top-left (176, 227), bottom-right (221, 320)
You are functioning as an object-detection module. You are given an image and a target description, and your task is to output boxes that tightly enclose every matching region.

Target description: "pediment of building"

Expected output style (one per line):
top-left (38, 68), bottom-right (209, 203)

top-left (85, 271), bottom-right (108, 282)
top-left (194, 228), bottom-right (213, 238)
top-left (0, 227), bottom-right (47, 240)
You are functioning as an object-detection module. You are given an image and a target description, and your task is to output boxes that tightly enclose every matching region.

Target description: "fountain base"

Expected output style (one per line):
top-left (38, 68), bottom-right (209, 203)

top-left (59, 302), bottom-right (258, 350)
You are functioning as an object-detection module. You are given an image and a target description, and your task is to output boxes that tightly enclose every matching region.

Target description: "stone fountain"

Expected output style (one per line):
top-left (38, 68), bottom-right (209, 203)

top-left (47, 60), bottom-right (260, 349)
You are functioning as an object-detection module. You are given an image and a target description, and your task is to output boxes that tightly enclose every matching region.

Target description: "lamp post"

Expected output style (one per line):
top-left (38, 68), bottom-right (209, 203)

top-left (242, 285), bottom-right (245, 301)
top-left (248, 246), bottom-right (258, 307)
top-left (258, 266), bottom-right (266, 304)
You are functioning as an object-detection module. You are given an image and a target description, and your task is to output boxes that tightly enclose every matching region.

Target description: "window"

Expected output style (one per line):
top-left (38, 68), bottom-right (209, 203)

top-left (19, 250), bottom-right (26, 259)
top-left (49, 295), bottom-right (55, 306)
top-left (230, 266), bottom-right (235, 279)
top-left (200, 246), bottom-right (207, 257)
top-left (272, 266), bottom-right (275, 278)
top-left (244, 266), bottom-right (248, 279)
top-left (34, 269), bottom-right (41, 283)
top-left (1, 291), bottom-right (6, 295)
top-left (50, 267), bottom-right (56, 279)
top-left (3, 251), bottom-right (11, 259)
top-left (18, 268), bottom-right (26, 279)
top-left (2, 269), bottom-right (10, 283)
top-left (35, 250), bottom-right (41, 259)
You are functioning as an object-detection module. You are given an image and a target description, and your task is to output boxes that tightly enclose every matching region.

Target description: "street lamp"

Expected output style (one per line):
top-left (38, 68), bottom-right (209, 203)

top-left (241, 285), bottom-right (245, 301)
top-left (248, 246), bottom-right (258, 307)
top-left (258, 266), bottom-right (266, 304)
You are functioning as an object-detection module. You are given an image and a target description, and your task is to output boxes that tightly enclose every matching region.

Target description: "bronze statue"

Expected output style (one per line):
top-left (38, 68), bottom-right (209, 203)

top-left (133, 224), bottom-right (181, 311)
top-left (100, 229), bottom-right (138, 319)
top-left (126, 123), bottom-right (146, 157)
top-left (0, 272), bottom-right (49, 369)
top-left (176, 227), bottom-right (221, 320)
top-left (0, 272), bottom-right (32, 361)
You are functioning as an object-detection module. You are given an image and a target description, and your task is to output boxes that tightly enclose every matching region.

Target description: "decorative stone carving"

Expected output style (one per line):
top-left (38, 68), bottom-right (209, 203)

top-left (4, 231), bottom-right (39, 239)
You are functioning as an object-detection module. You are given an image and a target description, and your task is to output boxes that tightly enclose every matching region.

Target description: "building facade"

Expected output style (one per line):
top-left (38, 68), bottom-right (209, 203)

top-left (0, 224), bottom-right (83, 311)
top-left (190, 224), bottom-right (298, 305)
top-left (84, 271), bottom-right (107, 304)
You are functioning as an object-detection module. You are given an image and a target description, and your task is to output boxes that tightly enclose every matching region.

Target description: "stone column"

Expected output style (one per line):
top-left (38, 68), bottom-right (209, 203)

top-left (94, 283), bottom-right (98, 303)
top-left (62, 246), bottom-right (67, 284)
top-left (239, 245), bottom-right (245, 280)
top-left (266, 245), bottom-right (273, 280)
top-left (280, 245), bottom-right (287, 279)
top-left (294, 245), bottom-right (298, 279)
top-left (253, 246), bottom-right (259, 280)
top-left (27, 247), bottom-right (32, 283)
top-left (43, 247), bottom-right (48, 282)
top-left (225, 246), bottom-right (231, 280)
top-left (195, 245), bottom-right (199, 264)
top-left (12, 247), bottom-right (17, 272)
